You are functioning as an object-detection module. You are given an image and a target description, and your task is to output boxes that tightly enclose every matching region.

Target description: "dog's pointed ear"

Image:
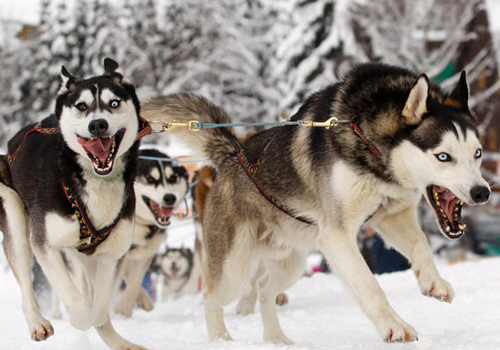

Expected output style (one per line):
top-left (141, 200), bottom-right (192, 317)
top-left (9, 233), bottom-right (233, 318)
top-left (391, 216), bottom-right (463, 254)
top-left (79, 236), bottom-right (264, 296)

top-left (403, 74), bottom-right (429, 125)
top-left (103, 57), bottom-right (130, 85)
top-left (445, 71), bottom-right (469, 111)
top-left (58, 66), bottom-right (80, 95)
top-left (104, 58), bottom-right (119, 73)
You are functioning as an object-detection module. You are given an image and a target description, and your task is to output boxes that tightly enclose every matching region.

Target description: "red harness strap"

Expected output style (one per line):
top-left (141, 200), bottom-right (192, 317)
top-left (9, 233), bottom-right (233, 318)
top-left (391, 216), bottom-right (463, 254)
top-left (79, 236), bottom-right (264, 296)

top-left (349, 116), bottom-right (381, 157)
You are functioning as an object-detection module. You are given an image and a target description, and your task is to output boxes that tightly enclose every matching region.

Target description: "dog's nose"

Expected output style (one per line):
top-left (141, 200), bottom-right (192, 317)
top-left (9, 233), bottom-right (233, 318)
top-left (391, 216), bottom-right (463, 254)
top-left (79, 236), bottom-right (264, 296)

top-left (88, 119), bottom-right (109, 137)
top-left (470, 185), bottom-right (491, 204)
top-left (164, 194), bottom-right (176, 206)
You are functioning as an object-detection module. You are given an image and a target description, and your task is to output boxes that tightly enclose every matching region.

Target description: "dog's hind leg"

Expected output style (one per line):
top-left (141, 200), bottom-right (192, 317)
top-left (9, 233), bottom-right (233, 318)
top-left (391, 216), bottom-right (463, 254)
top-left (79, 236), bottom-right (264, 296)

top-left (257, 251), bottom-right (306, 345)
top-left (321, 226), bottom-right (418, 343)
top-left (0, 183), bottom-right (54, 341)
top-left (203, 222), bottom-right (259, 341)
top-left (235, 265), bottom-right (260, 316)
top-left (370, 201), bottom-right (454, 303)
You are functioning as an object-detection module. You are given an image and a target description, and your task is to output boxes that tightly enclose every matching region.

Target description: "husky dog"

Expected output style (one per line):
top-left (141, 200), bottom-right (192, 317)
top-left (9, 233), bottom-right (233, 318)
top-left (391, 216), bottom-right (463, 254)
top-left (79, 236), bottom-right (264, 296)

top-left (114, 148), bottom-right (189, 317)
top-left (0, 59), bottom-right (149, 350)
top-left (141, 63), bottom-right (490, 344)
top-left (154, 247), bottom-right (194, 300)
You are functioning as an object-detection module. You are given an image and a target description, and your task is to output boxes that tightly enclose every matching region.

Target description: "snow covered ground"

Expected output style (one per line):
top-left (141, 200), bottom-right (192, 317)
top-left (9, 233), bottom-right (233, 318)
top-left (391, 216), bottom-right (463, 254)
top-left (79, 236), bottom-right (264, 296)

top-left (1, 219), bottom-right (499, 350)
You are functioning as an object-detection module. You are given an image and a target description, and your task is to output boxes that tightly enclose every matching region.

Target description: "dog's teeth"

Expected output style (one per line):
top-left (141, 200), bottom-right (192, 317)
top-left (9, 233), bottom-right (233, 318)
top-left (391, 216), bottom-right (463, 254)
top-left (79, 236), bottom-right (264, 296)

top-left (446, 226), bottom-right (451, 232)
top-left (436, 200), bottom-right (440, 207)
top-left (458, 224), bottom-right (466, 230)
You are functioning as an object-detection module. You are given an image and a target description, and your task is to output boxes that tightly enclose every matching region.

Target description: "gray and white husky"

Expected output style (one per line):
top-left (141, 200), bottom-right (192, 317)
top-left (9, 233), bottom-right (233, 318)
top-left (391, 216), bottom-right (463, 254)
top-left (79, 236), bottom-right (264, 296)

top-left (114, 148), bottom-right (189, 317)
top-left (141, 63), bottom-right (490, 344)
top-left (0, 59), bottom-right (149, 350)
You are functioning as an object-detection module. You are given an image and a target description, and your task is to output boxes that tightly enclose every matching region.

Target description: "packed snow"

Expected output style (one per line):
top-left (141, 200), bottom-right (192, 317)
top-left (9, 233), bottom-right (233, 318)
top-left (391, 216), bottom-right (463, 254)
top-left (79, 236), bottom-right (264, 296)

top-left (1, 215), bottom-right (499, 349)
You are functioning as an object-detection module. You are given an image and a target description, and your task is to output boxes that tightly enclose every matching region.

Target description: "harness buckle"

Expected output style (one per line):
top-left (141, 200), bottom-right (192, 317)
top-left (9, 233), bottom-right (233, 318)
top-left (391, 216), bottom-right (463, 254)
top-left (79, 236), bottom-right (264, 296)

top-left (301, 117), bottom-right (339, 130)
top-left (148, 120), bottom-right (201, 132)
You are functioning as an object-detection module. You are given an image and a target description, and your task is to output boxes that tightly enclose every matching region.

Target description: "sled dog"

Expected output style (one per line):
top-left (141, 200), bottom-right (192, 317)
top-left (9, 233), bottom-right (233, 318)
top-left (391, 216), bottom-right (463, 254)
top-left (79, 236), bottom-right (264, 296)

top-left (114, 148), bottom-right (189, 317)
top-left (154, 247), bottom-right (194, 300)
top-left (141, 63), bottom-right (490, 343)
top-left (0, 59), bottom-right (150, 349)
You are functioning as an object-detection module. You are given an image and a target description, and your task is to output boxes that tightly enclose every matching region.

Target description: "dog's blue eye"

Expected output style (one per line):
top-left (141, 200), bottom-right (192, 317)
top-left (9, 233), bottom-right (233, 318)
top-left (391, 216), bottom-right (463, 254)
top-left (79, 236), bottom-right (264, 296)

top-left (475, 148), bottom-right (482, 159)
top-left (76, 102), bottom-right (87, 111)
top-left (436, 153), bottom-right (451, 162)
top-left (110, 100), bottom-right (120, 108)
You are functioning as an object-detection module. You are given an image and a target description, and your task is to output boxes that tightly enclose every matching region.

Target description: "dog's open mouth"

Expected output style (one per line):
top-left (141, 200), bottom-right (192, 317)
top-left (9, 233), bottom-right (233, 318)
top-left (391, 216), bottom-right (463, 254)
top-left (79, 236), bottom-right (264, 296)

top-left (142, 195), bottom-right (174, 227)
top-left (426, 185), bottom-right (466, 239)
top-left (77, 129), bottom-right (125, 175)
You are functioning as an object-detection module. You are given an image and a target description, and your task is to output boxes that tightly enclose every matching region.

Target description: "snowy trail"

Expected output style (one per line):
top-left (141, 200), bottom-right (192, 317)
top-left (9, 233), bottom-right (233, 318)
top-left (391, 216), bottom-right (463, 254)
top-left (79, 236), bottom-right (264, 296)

top-left (1, 252), bottom-right (499, 350)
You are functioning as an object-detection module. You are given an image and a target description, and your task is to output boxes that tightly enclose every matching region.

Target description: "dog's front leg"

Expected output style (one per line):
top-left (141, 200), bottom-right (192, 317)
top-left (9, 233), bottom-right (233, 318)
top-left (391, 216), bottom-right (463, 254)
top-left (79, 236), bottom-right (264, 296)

top-left (31, 244), bottom-right (92, 330)
top-left (91, 257), bottom-right (125, 327)
top-left (370, 202), bottom-right (454, 303)
top-left (321, 227), bottom-right (417, 343)
top-left (95, 314), bottom-right (148, 350)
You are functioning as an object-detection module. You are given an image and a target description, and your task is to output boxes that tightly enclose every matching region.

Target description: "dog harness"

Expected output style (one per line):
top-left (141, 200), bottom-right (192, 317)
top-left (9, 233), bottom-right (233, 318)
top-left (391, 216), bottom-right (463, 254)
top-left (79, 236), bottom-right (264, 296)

top-left (8, 117), bottom-right (152, 255)
top-left (236, 139), bottom-right (317, 226)
top-left (235, 116), bottom-right (381, 226)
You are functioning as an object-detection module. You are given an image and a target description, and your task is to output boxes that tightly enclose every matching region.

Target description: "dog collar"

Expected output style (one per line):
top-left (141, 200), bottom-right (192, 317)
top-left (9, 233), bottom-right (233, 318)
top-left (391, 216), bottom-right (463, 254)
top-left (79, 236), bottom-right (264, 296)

top-left (62, 179), bottom-right (127, 255)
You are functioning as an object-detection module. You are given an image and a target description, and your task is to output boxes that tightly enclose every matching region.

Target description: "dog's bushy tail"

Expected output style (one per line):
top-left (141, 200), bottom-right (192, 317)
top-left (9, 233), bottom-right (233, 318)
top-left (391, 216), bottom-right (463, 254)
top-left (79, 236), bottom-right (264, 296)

top-left (141, 93), bottom-right (241, 167)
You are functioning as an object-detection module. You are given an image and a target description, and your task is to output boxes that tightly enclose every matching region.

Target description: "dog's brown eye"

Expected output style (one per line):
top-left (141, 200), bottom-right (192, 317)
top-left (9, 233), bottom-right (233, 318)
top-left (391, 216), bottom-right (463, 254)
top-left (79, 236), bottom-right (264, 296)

top-left (146, 176), bottom-right (155, 184)
top-left (76, 102), bottom-right (87, 111)
top-left (110, 100), bottom-right (120, 108)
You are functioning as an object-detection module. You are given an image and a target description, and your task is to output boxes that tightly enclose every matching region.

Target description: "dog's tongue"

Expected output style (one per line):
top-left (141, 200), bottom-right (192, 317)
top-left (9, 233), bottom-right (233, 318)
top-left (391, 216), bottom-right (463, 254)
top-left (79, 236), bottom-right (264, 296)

top-left (438, 188), bottom-right (458, 222)
top-left (159, 206), bottom-right (174, 218)
top-left (77, 137), bottom-right (113, 164)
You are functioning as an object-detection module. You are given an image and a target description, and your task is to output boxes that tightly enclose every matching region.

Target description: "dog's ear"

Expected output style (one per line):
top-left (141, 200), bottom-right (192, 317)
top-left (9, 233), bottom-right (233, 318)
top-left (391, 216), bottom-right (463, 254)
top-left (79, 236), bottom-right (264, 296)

top-left (403, 74), bottom-right (429, 125)
top-left (58, 66), bottom-right (81, 95)
top-left (444, 71), bottom-right (469, 111)
top-left (103, 57), bottom-right (128, 85)
top-left (104, 58), bottom-right (119, 73)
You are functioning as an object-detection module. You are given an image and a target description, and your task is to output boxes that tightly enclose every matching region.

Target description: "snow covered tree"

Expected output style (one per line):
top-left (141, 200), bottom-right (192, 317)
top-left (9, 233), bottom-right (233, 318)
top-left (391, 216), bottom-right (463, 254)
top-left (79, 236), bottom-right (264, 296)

top-left (263, 0), bottom-right (366, 118)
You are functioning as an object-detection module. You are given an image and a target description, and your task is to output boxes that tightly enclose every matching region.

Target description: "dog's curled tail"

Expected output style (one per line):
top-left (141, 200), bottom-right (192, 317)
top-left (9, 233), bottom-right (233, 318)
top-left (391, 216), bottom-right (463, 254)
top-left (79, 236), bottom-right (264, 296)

top-left (141, 93), bottom-right (241, 167)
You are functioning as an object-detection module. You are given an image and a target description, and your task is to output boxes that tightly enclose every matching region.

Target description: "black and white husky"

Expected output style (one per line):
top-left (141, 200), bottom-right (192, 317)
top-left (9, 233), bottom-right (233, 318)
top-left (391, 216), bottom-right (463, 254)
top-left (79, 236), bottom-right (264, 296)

top-left (141, 63), bottom-right (491, 344)
top-left (114, 148), bottom-right (189, 317)
top-left (0, 59), bottom-right (150, 350)
top-left (154, 247), bottom-right (194, 300)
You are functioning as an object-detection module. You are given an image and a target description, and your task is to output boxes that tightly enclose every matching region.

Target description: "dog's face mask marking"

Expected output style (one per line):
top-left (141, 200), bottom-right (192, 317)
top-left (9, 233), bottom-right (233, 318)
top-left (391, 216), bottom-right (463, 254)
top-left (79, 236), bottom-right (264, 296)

top-left (135, 154), bottom-right (189, 227)
top-left (57, 60), bottom-right (139, 176)
top-left (392, 73), bottom-right (490, 239)
top-left (159, 249), bottom-right (192, 278)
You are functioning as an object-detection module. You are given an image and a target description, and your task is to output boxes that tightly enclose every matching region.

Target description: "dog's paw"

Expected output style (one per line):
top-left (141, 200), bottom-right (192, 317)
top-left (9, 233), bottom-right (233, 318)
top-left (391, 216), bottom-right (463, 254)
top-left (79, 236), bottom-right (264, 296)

top-left (419, 274), bottom-right (454, 303)
top-left (29, 317), bottom-right (54, 341)
top-left (236, 300), bottom-right (255, 316)
top-left (264, 333), bottom-right (294, 345)
top-left (379, 319), bottom-right (418, 343)
top-left (136, 291), bottom-right (154, 312)
top-left (118, 344), bottom-right (148, 350)
top-left (275, 292), bottom-right (289, 306)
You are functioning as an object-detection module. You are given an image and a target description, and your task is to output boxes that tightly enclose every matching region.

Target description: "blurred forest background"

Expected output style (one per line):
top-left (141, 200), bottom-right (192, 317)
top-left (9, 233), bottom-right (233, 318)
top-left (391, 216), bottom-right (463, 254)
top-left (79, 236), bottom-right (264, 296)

top-left (1, 0), bottom-right (500, 148)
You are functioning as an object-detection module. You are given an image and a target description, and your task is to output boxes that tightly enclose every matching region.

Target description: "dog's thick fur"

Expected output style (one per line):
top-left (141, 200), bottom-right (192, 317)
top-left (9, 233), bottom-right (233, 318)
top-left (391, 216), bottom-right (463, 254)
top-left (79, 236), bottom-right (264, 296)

top-left (0, 59), bottom-right (147, 350)
top-left (114, 148), bottom-right (189, 317)
top-left (141, 63), bottom-right (490, 343)
top-left (193, 166), bottom-right (289, 315)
